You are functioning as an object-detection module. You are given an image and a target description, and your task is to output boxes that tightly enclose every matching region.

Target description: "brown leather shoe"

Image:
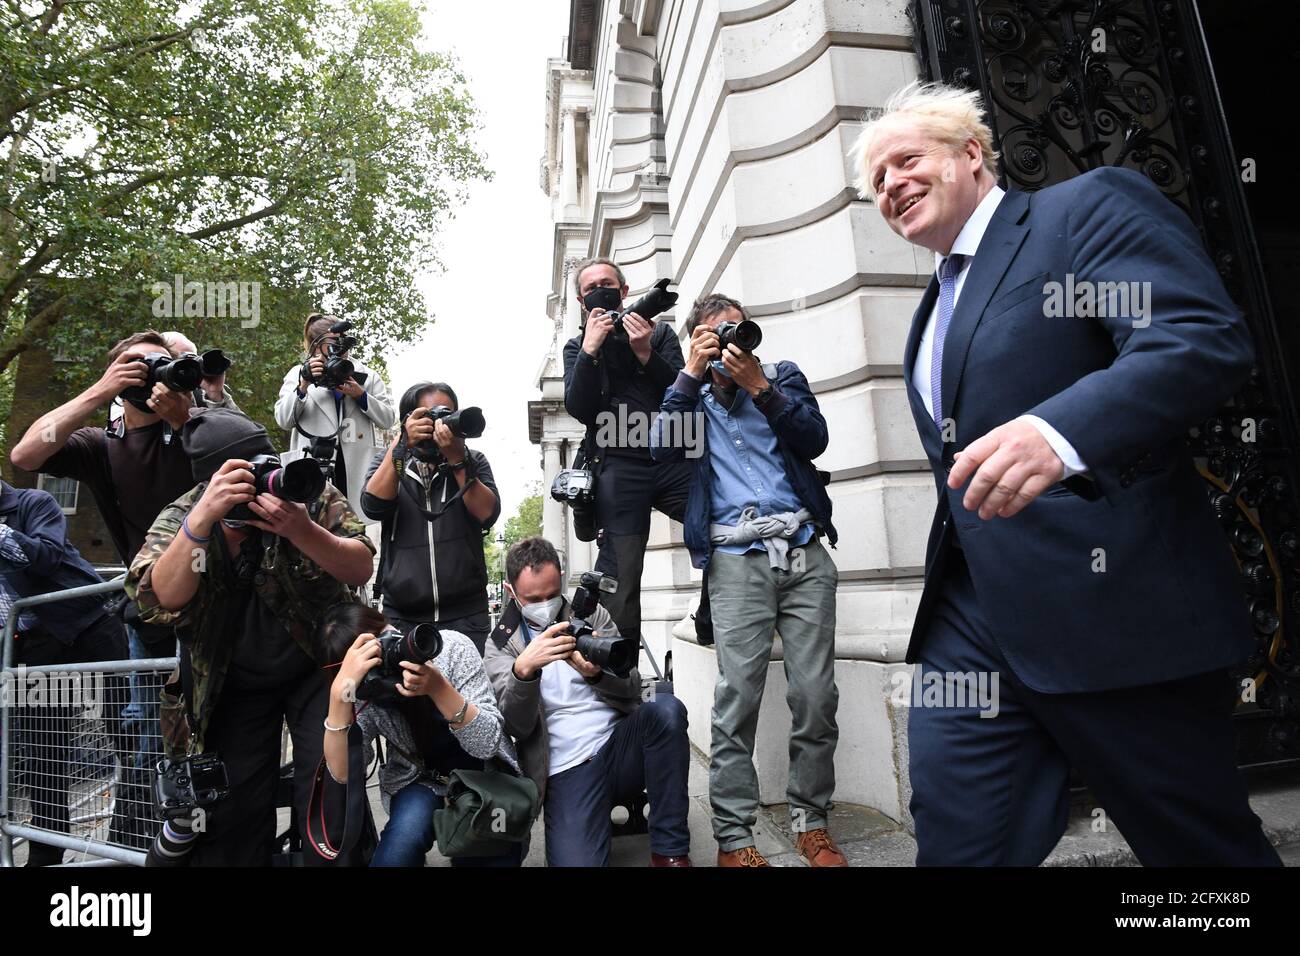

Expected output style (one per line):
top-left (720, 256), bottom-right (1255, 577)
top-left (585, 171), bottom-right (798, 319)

top-left (717, 846), bottom-right (770, 867)
top-left (650, 853), bottom-right (693, 867)
top-left (795, 828), bottom-right (848, 867)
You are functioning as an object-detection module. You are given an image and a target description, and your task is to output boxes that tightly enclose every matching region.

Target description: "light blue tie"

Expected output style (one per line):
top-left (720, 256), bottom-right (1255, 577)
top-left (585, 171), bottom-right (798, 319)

top-left (930, 253), bottom-right (966, 427)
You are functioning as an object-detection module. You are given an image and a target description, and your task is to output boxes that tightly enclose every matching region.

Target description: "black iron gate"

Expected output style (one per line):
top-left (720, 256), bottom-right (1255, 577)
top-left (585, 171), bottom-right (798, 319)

top-left (909, 0), bottom-right (1300, 766)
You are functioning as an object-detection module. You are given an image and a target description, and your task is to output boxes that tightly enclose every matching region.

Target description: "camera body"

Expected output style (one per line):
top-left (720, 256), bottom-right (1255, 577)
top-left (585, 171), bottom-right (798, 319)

top-left (356, 623), bottom-right (444, 703)
top-left (302, 319), bottom-right (358, 389)
top-left (550, 468), bottom-right (596, 508)
top-left (120, 352), bottom-right (204, 410)
top-left (407, 405), bottom-right (487, 464)
top-left (154, 753), bottom-right (230, 822)
top-left (567, 572), bottom-right (637, 677)
top-left (226, 453), bottom-right (328, 520)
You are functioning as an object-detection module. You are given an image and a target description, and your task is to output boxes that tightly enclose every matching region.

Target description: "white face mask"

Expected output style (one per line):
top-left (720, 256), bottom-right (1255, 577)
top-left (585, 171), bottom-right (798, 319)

top-left (517, 594), bottom-right (562, 630)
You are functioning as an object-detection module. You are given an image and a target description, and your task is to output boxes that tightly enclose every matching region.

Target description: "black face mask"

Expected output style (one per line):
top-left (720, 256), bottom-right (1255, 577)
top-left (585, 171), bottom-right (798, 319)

top-left (582, 286), bottom-right (622, 315)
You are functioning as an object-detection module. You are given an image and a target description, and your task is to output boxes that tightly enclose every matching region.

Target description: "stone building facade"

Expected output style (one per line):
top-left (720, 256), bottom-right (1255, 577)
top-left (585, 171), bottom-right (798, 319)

top-left (531, 0), bottom-right (932, 822)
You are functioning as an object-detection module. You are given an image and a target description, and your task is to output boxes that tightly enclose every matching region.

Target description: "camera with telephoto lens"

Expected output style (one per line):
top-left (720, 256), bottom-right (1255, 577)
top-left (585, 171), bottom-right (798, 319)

top-left (566, 572), bottom-right (637, 677)
top-left (716, 318), bottom-right (762, 352)
top-left (154, 753), bottom-right (230, 822)
top-left (302, 319), bottom-right (358, 389)
top-left (120, 352), bottom-right (204, 410)
top-left (608, 278), bottom-right (678, 336)
top-left (226, 453), bottom-right (327, 520)
top-left (356, 623), bottom-right (444, 703)
top-left (407, 405), bottom-right (486, 464)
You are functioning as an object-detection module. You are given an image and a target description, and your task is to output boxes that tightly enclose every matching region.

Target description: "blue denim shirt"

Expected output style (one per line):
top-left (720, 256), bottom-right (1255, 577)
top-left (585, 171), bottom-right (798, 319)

top-left (699, 381), bottom-right (813, 557)
top-left (651, 361), bottom-right (835, 570)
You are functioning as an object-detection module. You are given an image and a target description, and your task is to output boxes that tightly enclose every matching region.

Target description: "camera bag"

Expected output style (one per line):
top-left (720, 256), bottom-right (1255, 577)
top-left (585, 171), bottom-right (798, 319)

top-left (432, 764), bottom-right (540, 857)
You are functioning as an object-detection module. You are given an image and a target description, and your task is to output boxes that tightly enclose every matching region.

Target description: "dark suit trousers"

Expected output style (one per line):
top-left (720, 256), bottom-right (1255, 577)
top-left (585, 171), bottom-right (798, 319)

top-left (592, 454), bottom-right (692, 645)
top-left (908, 547), bottom-right (1280, 866)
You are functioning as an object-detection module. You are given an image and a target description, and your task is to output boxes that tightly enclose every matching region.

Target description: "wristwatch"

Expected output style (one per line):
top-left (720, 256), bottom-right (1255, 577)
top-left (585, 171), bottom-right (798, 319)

top-left (753, 385), bottom-right (775, 406)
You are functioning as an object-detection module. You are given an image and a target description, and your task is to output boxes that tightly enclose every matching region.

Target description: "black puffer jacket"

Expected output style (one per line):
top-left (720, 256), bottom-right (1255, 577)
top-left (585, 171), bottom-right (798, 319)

top-left (361, 449), bottom-right (500, 622)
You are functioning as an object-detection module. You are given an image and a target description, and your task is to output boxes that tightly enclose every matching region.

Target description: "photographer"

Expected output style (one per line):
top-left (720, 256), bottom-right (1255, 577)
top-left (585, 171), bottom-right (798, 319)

top-left (319, 603), bottom-right (523, 866)
top-left (10, 330), bottom-right (207, 823)
top-left (651, 293), bottom-right (842, 868)
top-left (362, 382), bottom-right (500, 654)
top-left (2, 466), bottom-right (129, 866)
top-left (483, 537), bottom-right (691, 867)
top-left (561, 258), bottom-right (693, 653)
top-left (275, 312), bottom-right (395, 519)
top-left (125, 409), bottom-right (376, 866)
top-left (162, 331), bottom-right (241, 413)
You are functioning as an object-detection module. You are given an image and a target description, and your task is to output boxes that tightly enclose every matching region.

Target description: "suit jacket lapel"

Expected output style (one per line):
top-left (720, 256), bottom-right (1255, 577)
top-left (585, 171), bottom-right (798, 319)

top-left (939, 189), bottom-right (1031, 426)
top-left (902, 275), bottom-right (940, 394)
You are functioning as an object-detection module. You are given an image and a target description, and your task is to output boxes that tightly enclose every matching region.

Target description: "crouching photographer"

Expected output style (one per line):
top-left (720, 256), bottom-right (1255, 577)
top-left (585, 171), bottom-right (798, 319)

top-left (363, 382), bottom-right (500, 654)
top-left (484, 537), bottom-right (692, 867)
top-left (125, 408), bottom-right (376, 866)
top-left (319, 604), bottom-right (528, 867)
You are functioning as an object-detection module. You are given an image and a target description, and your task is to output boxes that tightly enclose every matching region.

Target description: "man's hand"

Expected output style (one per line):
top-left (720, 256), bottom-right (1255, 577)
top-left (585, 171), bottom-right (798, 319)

top-left (404, 406), bottom-right (435, 446)
top-left (512, 621), bottom-right (578, 680)
top-left (948, 419), bottom-right (1065, 519)
top-left (92, 355), bottom-right (148, 405)
top-left (245, 495), bottom-right (314, 544)
top-left (567, 650), bottom-right (602, 679)
top-left (685, 325), bottom-right (720, 378)
top-left (622, 312), bottom-right (653, 364)
top-left (200, 373), bottom-right (226, 404)
top-left (339, 377), bottom-right (365, 399)
top-left (721, 344), bottom-right (768, 398)
top-left (432, 417), bottom-right (467, 462)
top-left (147, 382), bottom-right (194, 429)
top-left (189, 458), bottom-right (256, 535)
top-left (581, 311), bottom-right (615, 357)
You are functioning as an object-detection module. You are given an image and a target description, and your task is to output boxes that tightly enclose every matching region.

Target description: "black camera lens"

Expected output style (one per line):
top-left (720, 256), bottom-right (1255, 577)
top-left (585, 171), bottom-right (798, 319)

top-left (405, 623), bottom-right (444, 664)
top-left (446, 406), bottom-right (486, 439)
top-left (575, 633), bottom-right (637, 677)
top-left (200, 349), bottom-right (232, 377)
top-left (717, 319), bottom-right (762, 352)
top-left (267, 458), bottom-right (327, 503)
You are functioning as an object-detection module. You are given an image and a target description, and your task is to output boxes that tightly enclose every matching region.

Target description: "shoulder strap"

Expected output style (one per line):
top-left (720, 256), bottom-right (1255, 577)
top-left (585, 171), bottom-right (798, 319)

top-left (97, 429), bottom-right (135, 564)
top-left (305, 723), bottom-right (372, 862)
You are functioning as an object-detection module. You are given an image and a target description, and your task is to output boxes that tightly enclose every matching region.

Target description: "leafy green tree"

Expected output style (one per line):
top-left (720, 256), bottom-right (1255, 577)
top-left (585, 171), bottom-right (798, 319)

top-left (0, 0), bottom-right (489, 433)
top-left (503, 484), bottom-right (543, 548)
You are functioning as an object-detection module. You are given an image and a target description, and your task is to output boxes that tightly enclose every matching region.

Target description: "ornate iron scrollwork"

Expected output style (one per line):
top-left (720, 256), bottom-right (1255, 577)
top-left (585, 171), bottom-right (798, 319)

top-left (910, 0), bottom-right (1300, 766)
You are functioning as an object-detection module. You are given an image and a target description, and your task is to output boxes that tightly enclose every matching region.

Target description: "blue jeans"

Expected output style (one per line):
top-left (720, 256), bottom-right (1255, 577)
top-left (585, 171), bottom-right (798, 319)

top-left (121, 623), bottom-right (178, 770)
top-left (371, 782), bottom-right (523, 867)
top-left (544, 695), bottom-right (691, 866)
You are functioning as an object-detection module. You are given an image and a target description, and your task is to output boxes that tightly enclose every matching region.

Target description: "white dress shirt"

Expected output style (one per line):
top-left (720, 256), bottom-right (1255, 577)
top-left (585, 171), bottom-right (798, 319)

top-left (912, 185), bottom-right (1088, 478)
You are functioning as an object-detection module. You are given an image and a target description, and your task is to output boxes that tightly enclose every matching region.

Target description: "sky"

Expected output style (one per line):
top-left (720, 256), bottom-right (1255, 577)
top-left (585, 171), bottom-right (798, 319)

top-left (385, 0), bottom-right (572, 528)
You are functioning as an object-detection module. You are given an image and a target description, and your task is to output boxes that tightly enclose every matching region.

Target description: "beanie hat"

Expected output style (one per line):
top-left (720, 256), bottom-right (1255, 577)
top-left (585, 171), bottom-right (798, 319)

top-left (181, 408), bottom-right (276, 483)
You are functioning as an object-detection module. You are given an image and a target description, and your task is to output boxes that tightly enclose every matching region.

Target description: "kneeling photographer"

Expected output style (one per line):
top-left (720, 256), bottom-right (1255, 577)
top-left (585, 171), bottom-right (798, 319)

top-left (319, 604), bottom-right (527, 867)
top-left (363, 382), bottom-right (500, 654)
top-left (483, 537), bottom-right (692, 867)
top-left (125, 409), bottom-right (376, 866)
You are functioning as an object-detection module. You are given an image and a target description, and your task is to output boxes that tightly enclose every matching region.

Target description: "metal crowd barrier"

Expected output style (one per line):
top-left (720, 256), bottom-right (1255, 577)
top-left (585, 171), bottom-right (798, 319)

top-left (1, 576), bottom-right (175, 867)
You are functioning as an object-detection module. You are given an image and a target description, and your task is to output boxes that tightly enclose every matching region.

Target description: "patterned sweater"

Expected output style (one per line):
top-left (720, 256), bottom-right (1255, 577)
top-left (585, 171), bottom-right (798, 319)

top-left (355, 629), bottom-right (520, 812)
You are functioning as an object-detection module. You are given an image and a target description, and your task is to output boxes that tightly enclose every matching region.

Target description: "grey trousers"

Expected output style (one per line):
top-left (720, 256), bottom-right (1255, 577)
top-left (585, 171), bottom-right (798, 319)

top-left (707, 538), bottom-right (839, 851)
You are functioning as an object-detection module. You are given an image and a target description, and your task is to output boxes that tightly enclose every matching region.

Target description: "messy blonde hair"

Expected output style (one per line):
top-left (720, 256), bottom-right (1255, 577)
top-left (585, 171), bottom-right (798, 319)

top-left (850, 81), bottom-right (1000, 200)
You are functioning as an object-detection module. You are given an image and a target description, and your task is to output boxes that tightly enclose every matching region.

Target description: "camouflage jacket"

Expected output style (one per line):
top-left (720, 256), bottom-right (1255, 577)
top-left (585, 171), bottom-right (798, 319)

top-left (126, 483), bottom-right (375, 751)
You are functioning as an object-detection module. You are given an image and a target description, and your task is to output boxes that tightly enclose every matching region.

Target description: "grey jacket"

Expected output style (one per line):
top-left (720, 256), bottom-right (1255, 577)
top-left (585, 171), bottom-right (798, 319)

top-left (356, 629), bottom-right (520, 813)
top-left (483, 600), bottom-right (642, 804)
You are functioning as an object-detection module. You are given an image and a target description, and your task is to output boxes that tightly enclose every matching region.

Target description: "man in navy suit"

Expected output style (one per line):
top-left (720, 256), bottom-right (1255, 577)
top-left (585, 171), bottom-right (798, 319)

top-left (851, 81), bottom-right (1280, 865)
